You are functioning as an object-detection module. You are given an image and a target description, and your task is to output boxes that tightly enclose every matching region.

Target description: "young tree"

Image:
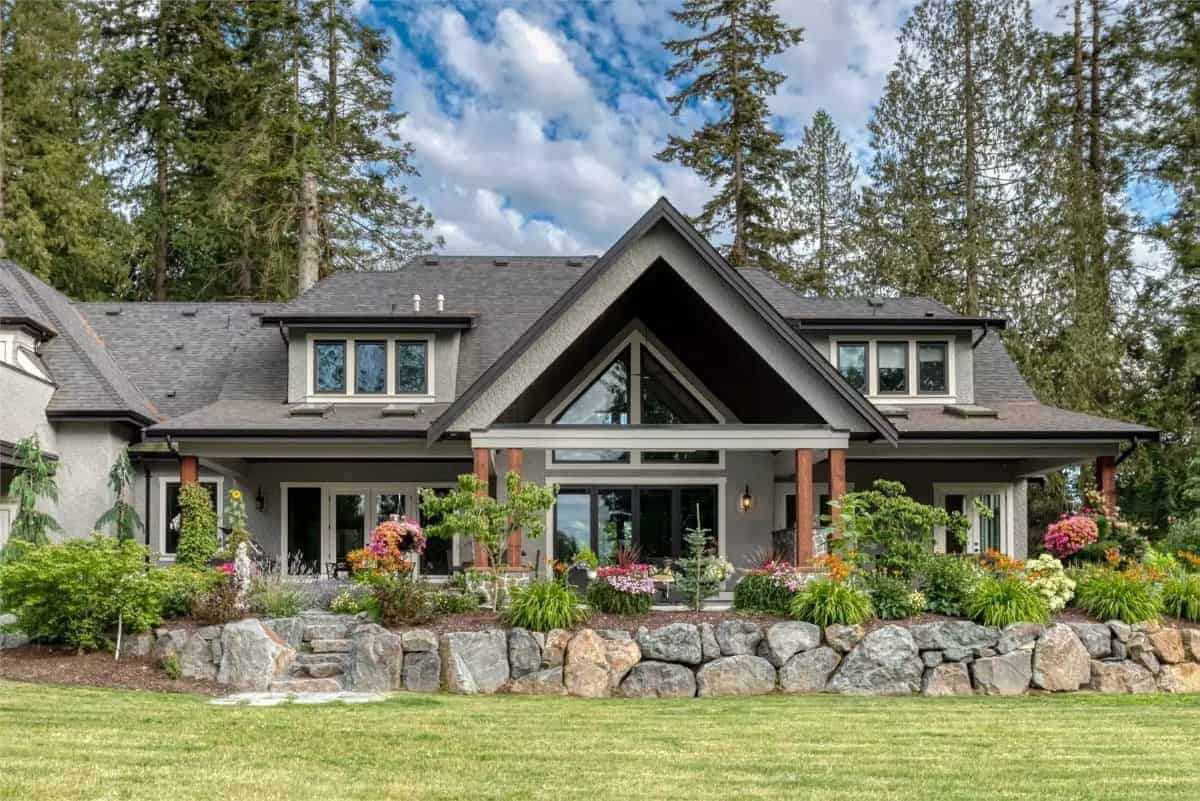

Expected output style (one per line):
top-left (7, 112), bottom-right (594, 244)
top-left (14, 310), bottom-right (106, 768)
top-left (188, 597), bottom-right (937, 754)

top-left (175, 483), bottom-right (217, 568)
top-left (95, 449), bottom-right (142, 542)
top-left (7, 435), bottom-right (61, 546)
top-left (778, 109), bottom-right (859, 293)
top-left (657, 0), bottom-right (803, 273)
top-left (673, 504), bottom-right (724, 610)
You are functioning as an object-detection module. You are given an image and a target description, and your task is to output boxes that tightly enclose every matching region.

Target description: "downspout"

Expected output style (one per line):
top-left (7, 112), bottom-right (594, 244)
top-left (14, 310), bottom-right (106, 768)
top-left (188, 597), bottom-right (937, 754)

top-left (277, 320), bottom-right (289, 347)
top-left (971, 321), bottom-right (993, 349)
top-left (1115, 437), bottom-right (1145, 466)
top-left (143, 464), bottom-right (152, 563)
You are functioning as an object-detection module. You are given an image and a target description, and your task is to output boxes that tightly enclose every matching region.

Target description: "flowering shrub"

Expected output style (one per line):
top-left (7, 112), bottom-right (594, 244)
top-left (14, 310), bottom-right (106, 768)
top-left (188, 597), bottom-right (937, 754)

top-left (1023, 554), bottom-right (1075, 612)
top-left (1044, 514), bottom-right (1099, 558)
top-left (587, 563), bottom-right (654, 614)
top-left (597, 563), bottom-right (655, 595)
top-left (348, 517), bottom-right (426, 576)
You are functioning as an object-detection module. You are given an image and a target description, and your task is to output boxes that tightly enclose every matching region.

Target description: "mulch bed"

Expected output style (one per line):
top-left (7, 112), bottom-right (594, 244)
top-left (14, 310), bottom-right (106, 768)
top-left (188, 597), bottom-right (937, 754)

top-left (0, 645), bottom-right (221, 696)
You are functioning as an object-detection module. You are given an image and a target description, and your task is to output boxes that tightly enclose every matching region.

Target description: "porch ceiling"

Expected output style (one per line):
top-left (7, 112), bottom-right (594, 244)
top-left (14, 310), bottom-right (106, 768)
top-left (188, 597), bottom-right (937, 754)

top-left (469, 424), bottom-right (849, 451)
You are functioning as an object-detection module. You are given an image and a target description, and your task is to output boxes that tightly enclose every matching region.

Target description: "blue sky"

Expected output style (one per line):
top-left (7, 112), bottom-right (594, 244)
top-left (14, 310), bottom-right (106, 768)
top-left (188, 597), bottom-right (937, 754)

top-left (365, 0), bottom-right (1164, 270)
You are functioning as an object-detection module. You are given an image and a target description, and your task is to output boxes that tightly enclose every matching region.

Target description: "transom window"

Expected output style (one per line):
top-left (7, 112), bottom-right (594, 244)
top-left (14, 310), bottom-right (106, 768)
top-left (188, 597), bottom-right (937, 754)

top-left (829, 338), bottom-right (954, 399)
top-left (308, 334), bottom-right (433, 399)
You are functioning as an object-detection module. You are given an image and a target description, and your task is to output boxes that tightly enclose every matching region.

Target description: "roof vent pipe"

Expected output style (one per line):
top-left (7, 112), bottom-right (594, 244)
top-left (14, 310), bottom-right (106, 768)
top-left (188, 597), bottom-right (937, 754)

top-left (437, 294), bottom-right (445, 312)
top-left (413, 294), bottom-right (421, 312)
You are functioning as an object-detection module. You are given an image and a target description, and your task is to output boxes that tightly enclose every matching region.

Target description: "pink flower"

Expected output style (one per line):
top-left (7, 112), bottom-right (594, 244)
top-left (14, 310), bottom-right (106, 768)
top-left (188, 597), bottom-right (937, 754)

top-left (1044, 514), bottom-right (1099, 558)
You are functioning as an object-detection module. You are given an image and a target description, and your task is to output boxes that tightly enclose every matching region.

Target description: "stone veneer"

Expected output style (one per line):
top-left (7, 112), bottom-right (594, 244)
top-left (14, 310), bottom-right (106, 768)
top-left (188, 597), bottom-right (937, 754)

top-left (134, 612), bottom-right (1200, 697)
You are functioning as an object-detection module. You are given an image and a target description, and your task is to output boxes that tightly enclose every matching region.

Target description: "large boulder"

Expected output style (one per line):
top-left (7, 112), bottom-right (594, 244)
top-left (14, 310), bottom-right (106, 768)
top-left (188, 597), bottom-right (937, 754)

top-left (696, 655), bottom-right (777, 696)
top-left (618, 662), bottom-right (697, 698)
top-left (1182, 630), bottom-right (1200, 662)
top-left (263, 617), bottom-right (306, 650)
top-left (1089, 660), bottom-right (1157, 694)
top-left (1032, 624), bottom-right (1091, 691)
top-left (542, 629), bottom-right (571, 668)
top-left (508, 629), bottom-right (543, 679)
top-left (564, 629), bottom-right (610, 698)
top-left (401, 629), bottom-right (438, 653)
top-left (509, 667), bottom-right (567, 696)
top-left (123, 631), bottom-right (156, 658)
top-left (922, 662), bottom-right (973, 696)
top-left (153, 627), bottom-right (188, 664)
top-left (1107, 620), bottom-right (1133, 643)
top-left (716, 620), bottom-right (763, 656)
top-left (779, 647), bottom-right (840, 694)
top-left (824, 624), bottom-right (864, 654)
top-left (1067, 623), bottom-right (1112, 659)
top-left (699, 623), bottom-right (721, 662)
top-left (440, 630), bottom-right (509, 694)
top-left (997, 623), bottom-right (1044, 655)
top-left (345, 623), bottom-right (403, 692)
top-left (1147, 629), bottom-right (1186, 664)
top-left (179, 633), bottom-right (218, 681)
top-left (1127, 633), bottom-right (1162, 674)
top-left (602, 636), bottom-right (641, 691)
top-left (636, 624), bottom-right (702, 665)
top-left (828, 625), bottom-right (922, 695)
top-left (760, 622), bottom-right (821, 667)
top-left (910, 621), bottom-right (998, 660)
top-left (1157, 663), bottom-right (1200, 694)
top-left (217, 619), bottom-right (296, 691)
top-left (403, 651), bottom-right (440, 693)
top-left (971, 650), bottom-right (1032, 695)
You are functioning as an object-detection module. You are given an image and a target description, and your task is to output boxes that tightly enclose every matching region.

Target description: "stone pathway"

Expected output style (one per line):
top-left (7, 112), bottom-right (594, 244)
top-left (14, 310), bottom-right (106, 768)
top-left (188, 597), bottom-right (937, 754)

top-left (211, 691), bottom-right (389, 707)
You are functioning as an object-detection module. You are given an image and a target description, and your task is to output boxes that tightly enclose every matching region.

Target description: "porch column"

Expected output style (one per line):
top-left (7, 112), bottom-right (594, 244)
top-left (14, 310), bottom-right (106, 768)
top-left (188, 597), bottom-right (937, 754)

top-left (473, 447), bottom-right (490, 567)
top-left (1095, 455), bottom-right (1117, 516)
top-left (828, 448), bottom-right (846, 536)
top-left (506, 448), bottom-right (523, 568)
top-left (794, 449), bottom-right (813, 565)
top-left (180, 455), bottom-right (199, 485)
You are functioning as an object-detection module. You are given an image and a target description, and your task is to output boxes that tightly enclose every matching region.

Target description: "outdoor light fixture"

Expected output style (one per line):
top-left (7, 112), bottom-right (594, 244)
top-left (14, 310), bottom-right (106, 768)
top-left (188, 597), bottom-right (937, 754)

top-left (740, 485), bottom-right (753, 512)
top-left (255, 487), bottom-right (266, 513)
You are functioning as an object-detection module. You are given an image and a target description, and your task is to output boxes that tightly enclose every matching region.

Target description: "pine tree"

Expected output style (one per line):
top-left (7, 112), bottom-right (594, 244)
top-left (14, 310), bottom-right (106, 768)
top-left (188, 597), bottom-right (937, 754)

top-left (656, 0), bottom-right (803, 273)
top-left (778, 109), bottom-right (859, 294)
top-left (95, 450), bottom-right (142, 542)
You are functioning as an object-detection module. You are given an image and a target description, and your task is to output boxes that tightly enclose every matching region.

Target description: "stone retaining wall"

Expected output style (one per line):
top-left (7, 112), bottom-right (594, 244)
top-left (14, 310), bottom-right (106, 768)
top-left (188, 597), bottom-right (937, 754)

top-left (144, 613), bottom-right (1200, 697)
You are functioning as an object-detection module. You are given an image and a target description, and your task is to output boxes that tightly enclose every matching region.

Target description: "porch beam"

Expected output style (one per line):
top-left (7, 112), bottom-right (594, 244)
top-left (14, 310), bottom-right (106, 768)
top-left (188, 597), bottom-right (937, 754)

top-left (828, 448), bottom-right (846, 534)
top-left (795, 449), bottom-right (813, 565)
top-left (1095, 455), bottom-right (1117, 515)
top-left (470, 425), bottom-right (849, 451)
top-left (506, 448), bottom-right (523, 568)
top-left (473, 447), bottom-right (490, 567)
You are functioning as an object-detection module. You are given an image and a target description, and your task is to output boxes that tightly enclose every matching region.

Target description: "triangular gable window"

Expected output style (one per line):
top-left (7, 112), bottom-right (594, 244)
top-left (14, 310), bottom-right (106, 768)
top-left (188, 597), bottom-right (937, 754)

top-left (641, 350), bottom-right (716, 424)
top-left (553, 347), bottom-right (631, 463)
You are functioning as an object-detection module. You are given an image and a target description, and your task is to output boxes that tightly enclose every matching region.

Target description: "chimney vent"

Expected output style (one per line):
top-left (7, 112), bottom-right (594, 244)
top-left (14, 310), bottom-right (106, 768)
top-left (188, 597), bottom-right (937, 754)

top-left (493, 258), bottom-right (509, 266)
top-left (412, 294), bottom-right (421, 313)
top-left (436, 294), bottom-right (445, 312)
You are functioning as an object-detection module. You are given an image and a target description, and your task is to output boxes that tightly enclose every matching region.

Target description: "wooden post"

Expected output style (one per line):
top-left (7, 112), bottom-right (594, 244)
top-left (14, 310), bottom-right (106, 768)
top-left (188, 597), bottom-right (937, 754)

top-left (795, 449), bottom-right (813, 565)
top-left (180, 455), bottom-right (199, 485)
top-left (828, 448), bottom-right (846, 535)
top-left (473, 447), bottom-right (490, 567)
top-left (506, 448), bottom-right (523, 568)
top-left (1095, 455), bottom-right (1117, 516)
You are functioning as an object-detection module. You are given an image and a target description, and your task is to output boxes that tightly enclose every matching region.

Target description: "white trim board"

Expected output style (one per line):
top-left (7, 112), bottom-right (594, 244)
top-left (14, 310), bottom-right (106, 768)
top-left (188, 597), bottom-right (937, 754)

top-left (305, 332), bottom-right (435, 403)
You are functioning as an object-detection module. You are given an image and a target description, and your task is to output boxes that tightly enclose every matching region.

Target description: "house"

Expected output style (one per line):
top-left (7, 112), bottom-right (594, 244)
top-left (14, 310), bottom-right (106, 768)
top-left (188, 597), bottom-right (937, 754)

top-left (0, 198), bottom-right (1158, 574)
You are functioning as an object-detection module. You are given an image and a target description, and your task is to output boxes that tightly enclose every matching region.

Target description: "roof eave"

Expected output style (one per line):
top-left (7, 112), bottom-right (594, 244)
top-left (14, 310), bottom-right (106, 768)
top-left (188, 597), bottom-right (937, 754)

top-left (793, 317), bottom-right (1008, 329)
top-left (0, 315), bottom-right (56, 339)
top-left (260, 314), bottom-right (476, 330)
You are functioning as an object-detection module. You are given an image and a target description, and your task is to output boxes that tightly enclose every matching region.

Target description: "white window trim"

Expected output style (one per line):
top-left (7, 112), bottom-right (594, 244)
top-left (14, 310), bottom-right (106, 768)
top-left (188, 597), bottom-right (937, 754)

top-left (932, 482), bottom-right (1014, 556)
top-left (542, 327), bottom-right (727, 471)
top-left (279, 481), bottom-right (460, 580)
top-left (306, 333), bottom-right (435, 403)
top-left (543, 474), bottom-right (728, 562)
top-left (829, 336), bottom-right (957, 404)
top-left (157, 475), bottom-right (225, 561)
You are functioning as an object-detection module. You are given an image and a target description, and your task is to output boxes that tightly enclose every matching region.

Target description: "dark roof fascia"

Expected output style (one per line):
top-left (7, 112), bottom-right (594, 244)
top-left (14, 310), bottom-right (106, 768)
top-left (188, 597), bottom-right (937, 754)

top-left (143, 427), bottom-right (430, 439)
top-left (1, 440), bottom-right (59, 462)
top-left (428, 198), bottom-right (899, 445)
top-left (260, 314), bottom-right (476, 330)
top-left (899, 430), bottom-right (1160, 442)
top-left (793, 317), bottom-right (1007, 330)
top-left (44, 409), bottom-right (157, 427)
top-left (0, 315), bottom-right (56, 339)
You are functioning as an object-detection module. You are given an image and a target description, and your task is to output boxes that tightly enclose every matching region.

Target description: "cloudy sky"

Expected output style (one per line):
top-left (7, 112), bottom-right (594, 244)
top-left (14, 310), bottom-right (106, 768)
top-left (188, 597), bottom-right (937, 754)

top-left (366, 0), bottom-right (1159, 263)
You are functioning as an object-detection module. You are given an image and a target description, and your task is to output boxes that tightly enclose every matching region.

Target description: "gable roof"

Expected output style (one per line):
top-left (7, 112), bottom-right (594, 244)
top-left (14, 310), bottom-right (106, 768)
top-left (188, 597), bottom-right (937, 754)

top-left (424, 197), bottom-right (900, 444)
top-left (0, 260), bottom-right (57, 337)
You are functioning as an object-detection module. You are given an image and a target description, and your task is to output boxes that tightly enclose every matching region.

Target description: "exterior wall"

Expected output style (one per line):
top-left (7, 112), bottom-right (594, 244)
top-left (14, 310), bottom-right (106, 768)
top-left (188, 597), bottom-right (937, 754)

top-left (0, 361), bottom-right (57, 452)
top-left (51, 422), bottom-right (131, 539)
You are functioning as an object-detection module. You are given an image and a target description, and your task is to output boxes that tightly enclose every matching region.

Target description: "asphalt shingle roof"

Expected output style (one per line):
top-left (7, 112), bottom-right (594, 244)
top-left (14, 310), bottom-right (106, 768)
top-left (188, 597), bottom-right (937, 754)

top-left (148, 399), bottom-right (449, 436)
top-left (741, 269), bottom-right (965, 320)
top-left (895, 402), bottom-right (1157, 437)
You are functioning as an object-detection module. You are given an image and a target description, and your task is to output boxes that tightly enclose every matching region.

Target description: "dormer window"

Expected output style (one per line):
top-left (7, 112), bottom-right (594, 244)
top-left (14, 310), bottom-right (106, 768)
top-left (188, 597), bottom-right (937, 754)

top-left (836, 342), bottom-right (868, 392)
top-left (918, 342), bottom-right (948, 394)
top-left (876, 342), bottom-right (909, 395)
top-left (829, 337), bottom-right (955, 401)
top-left (307, 334), bottom-right (434, 401)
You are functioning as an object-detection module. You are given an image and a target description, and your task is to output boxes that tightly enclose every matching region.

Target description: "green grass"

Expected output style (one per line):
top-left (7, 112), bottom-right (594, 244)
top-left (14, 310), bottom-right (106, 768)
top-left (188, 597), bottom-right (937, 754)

top-left (2, 681), bottom-right (1200, 800)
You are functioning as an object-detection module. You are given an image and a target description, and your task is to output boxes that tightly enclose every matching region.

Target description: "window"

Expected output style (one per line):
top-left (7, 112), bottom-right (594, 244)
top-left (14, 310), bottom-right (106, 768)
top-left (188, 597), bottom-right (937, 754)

top-left (163, 481), bottom-right (220, 556)
top-left (836, 342), bottom-right (868, 392)
top-left (876, 342), bottom-right (909, 394)
top-left (355, 341), bottom-right (387, 394)
top-left (918, 342), bottom-right (948, 394)
top-left (553, 485), bottom-right (719, 564)
top-left (553, 347), bottom-right (631, 463)
top-left (314, 341), bottom-right (346, 394)
top-left (395, 341), bottom-right (428, 395)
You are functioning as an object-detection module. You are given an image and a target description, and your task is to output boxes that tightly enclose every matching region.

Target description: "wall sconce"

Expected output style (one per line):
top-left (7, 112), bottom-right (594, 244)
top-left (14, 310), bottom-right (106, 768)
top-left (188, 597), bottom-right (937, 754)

top-left (255, 487), bottom-right (266, 513)
top-left (739, 485), bottom-right (753, 513)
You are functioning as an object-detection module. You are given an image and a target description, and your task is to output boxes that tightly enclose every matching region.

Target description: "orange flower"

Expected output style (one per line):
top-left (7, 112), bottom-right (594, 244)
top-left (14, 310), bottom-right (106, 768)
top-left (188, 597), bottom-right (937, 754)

top-left (815, 553), bottom-right (852, 583)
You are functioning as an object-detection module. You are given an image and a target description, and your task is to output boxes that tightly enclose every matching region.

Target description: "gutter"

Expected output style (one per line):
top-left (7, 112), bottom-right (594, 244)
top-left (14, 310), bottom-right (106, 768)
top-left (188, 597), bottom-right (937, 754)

top-left (1116, 435), bottom-right (1153, 465)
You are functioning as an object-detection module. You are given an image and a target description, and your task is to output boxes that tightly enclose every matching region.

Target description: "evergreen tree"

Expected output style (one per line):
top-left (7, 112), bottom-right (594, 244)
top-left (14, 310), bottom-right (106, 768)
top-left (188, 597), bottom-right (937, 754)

top-left (95, 450), bottom-right (142, 542)
top-left (657, 0), bottom-right (803, 273)
top-left (778, 109), bottom-right (859, 294)
top-left (7, 435), bottom-right (60, 546)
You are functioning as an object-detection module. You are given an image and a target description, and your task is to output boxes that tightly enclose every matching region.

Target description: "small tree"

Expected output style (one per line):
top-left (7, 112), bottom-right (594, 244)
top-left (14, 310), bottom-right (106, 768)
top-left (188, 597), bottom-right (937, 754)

top-left (95, 450), bottom-right (142, 542)
top-left (221, 488), bottom-right (250, 557)
top-left (7, 435), bottom-right (61, 547)
top-left (176, 483), bottom-right (218, 568)
top-left (674, 505), bottom-right (725, 610)
top-left (420, 472), bottom-right (558, 575)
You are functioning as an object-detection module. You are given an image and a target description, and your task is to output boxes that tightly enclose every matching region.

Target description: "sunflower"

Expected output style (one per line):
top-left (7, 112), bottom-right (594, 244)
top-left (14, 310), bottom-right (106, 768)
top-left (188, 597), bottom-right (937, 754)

top-left (230, 489), bottom-right (242, 501)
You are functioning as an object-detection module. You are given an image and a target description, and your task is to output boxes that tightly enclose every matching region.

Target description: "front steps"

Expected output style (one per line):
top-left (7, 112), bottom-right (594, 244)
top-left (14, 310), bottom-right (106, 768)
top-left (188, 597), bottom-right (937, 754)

top-left (268, 615), bottom-right (353, 692)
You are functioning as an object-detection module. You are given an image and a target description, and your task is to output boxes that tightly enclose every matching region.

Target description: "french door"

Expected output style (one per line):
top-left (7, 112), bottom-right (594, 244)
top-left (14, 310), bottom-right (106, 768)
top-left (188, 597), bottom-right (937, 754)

top-left (934, 484), bottom-right (1011, 555)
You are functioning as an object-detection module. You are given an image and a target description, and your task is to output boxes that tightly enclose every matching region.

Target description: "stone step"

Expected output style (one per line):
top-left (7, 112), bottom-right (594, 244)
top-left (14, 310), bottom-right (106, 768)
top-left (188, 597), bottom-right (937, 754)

top-left (309, 638), bottom-right (352, 653)
top-left (303, 624), bottom-right (350, 642)
top-left (292, 653), bottom-right (346, 679)
top-left (269, 678), bottom-right (343, 694)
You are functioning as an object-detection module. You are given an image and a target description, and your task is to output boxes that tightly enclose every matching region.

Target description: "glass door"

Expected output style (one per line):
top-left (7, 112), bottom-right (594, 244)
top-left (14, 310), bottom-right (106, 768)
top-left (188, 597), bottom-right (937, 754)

top-left (330, 491), bottom-right (367, 572)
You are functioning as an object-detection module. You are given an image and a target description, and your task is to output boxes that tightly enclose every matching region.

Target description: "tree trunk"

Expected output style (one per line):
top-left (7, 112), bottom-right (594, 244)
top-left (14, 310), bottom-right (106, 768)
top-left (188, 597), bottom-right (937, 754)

top-left (730, 5), bottom-right (745, 268)
top-left (816, 146), bottom-right (828, 294)
top-left (1088, 0), bottom-right (1107, 310)
top-left (298, 171), bottom-right (319, 293)
top-left (153, 5), bottom-right (168, 301)
top-left (0, 0), bottom-right (6, 259)
top-left (326, 0), bottom-right (337, 149)
top-left (961, 0), bottom-right (979, 316)
top-left (1070, 0), bottom-right (1086, 286)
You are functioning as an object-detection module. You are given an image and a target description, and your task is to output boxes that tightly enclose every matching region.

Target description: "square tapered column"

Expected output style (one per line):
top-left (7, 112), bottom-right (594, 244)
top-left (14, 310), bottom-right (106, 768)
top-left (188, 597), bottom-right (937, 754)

top-left (1095, 455), bottom-right (1117, 516)
top-left (180, 455), bottom-right (199, 485)
top-left (795, 449), bottom-right (813, 564)
top-left (473, 447), bottom-right (490, 567)
top-left (828, 448), bottom-right (847, 535)
top-left (506, 448), bottom-right (523, 568)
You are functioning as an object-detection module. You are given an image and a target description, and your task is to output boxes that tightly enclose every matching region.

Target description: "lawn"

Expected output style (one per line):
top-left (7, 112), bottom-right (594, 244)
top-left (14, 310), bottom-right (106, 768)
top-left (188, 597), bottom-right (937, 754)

top-left (2, 681), bottom-right (1199, 801)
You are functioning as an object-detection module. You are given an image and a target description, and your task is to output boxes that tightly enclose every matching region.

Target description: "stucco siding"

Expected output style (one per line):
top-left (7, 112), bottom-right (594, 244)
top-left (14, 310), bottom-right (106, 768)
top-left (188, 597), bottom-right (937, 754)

top-left (51, 422), bottom-right (130, 539)
top-left (0, 361), bottom-right (57, 452)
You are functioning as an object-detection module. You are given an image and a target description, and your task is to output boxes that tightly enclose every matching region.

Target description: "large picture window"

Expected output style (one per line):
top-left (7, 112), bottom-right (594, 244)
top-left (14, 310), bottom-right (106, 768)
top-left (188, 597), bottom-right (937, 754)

top-left (552, 485), bottom-right (718, 564)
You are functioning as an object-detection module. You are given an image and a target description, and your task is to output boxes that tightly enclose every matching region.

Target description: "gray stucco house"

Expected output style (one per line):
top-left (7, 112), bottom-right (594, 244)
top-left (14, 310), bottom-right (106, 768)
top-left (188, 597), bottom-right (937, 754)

top-left (0, 198), bottom-right (1157, 574)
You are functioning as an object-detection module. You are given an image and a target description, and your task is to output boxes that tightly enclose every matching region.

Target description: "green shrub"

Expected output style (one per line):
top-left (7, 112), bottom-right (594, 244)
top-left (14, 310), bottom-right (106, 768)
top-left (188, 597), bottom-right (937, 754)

top-left (329, 588), bottom-right (369, 614)
top-left (586, 580), bottom-right (653, 615)
top-left (503, 579), bottom-right (588, 632)
top-left (731, 573), bottom-right (795, 616)
top-left (1075, 570), bottom-right (1161, 624)
top-left (162, 653), bottom-right (182, 680)
top-left (1163, 515), bottom-right (1200, 558)
top-left (189, 574), bottom-right (244, 625)
top-left (1160, 573), bottom-right (1200, 622)
top-left (434, 590), bottom-right (481, 614)
top-left (248, 576), bottom-right (309, 618)
top-left (363, 573), bottom-right (435, 626)
top-left (147, 566), bottom-right (219, 618)
top-left (789, 579), bottom-right (873, 626)
top-left (862, 572), bottom-right (922, 620)
top-left (176, 483), bottom-right (218, 569)
top-left (964, 576), bottom-right (1049, 627)
top-left (0, 535), bottom-right (162, 650)
top-left (919, 555), bottom-right (981, 616)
